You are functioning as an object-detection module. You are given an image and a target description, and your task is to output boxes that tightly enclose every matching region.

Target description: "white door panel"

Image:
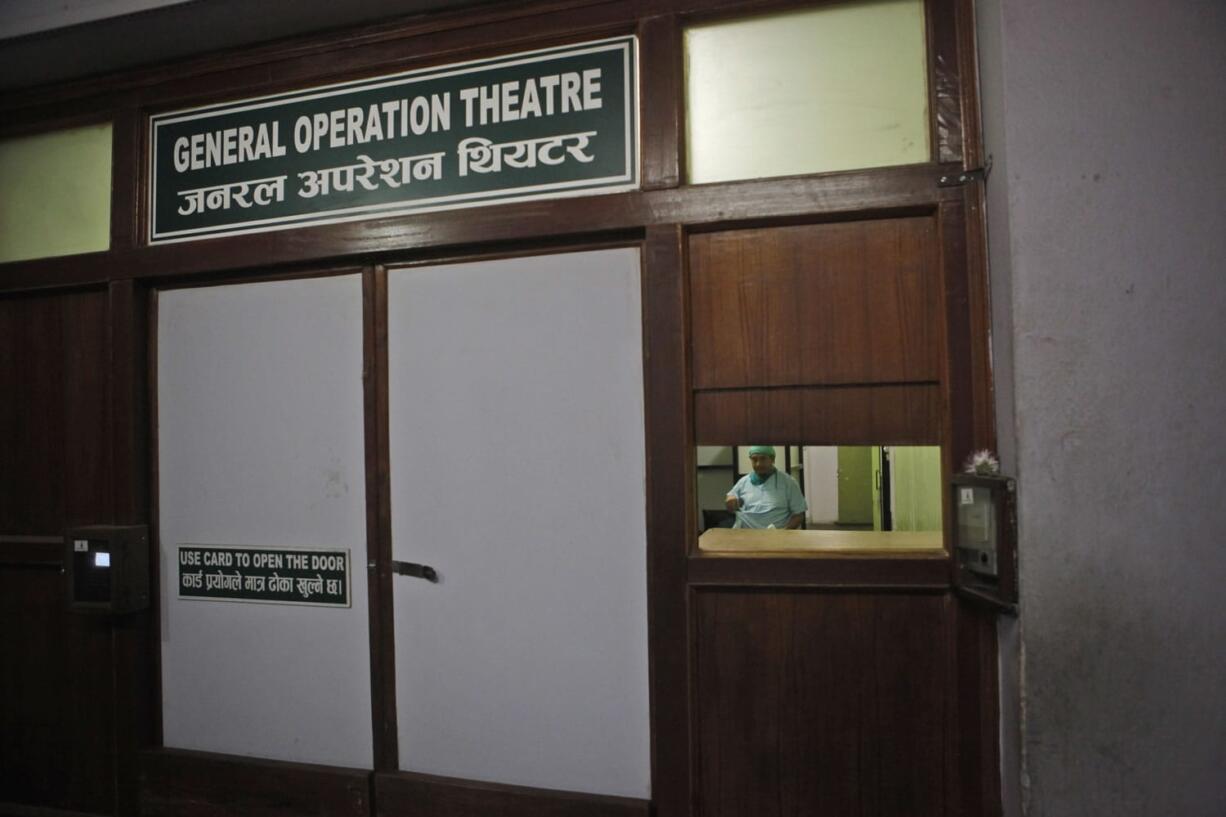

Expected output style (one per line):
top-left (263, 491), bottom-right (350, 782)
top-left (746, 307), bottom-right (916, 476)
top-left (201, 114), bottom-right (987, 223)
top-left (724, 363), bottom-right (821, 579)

top-left (388, 249), bottom-right (650, 798)
top-left (157, 275), bottom-right (372, 768)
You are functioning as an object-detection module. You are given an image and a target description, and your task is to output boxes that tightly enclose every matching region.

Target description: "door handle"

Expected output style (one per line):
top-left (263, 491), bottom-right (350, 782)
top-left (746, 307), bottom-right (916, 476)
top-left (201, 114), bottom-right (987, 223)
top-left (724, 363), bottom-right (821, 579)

top-left (392, 560), bottom-right (439, 582)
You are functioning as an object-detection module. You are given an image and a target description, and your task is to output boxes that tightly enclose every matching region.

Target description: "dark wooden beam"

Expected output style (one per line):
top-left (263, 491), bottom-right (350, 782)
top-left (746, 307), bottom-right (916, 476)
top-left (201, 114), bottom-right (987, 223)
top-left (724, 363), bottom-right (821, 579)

top-left (106, 279), bottom-right (155, 817)
top-left (693, 384), bottom-right (945, 445)
top-left (375, 770), bottom-right (649, 817)
top-left (638, 14), bottom-right (683, 191)
top-left (0, 166), bottom-right (956, 295)
top-left (642, 224), bottom-right (692, 817)
top-left (363, 267), bottom-right (399, 771)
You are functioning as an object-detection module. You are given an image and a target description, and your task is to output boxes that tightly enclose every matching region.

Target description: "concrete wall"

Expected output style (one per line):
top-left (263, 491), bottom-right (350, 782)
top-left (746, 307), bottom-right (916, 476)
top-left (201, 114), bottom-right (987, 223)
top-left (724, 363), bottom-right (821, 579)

top-left (977, 1), bottom-right (1226, 815)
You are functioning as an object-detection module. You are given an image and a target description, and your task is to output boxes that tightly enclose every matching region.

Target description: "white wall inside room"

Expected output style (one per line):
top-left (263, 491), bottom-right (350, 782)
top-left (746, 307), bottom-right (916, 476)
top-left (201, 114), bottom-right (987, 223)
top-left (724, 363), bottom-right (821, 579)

top-left (157, 275), bottom-right (372, 769)
top-left (977, 1), bottom-right (1226, 815)
top-left (803, 446), bottom-right (839, 524)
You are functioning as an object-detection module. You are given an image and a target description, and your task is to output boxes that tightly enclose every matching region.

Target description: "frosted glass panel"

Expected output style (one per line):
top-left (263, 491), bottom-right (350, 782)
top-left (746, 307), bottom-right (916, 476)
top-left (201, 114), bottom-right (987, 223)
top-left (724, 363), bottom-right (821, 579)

top-left (0, 123), bottom-right (111, 263)
top-left (685, 0), bottom-right (929, 183)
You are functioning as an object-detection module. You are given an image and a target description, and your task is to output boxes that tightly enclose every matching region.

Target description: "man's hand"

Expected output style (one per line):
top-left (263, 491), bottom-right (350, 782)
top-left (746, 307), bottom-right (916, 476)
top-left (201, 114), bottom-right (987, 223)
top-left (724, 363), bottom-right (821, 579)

top-left (725, 495), bottom-right (741, 512)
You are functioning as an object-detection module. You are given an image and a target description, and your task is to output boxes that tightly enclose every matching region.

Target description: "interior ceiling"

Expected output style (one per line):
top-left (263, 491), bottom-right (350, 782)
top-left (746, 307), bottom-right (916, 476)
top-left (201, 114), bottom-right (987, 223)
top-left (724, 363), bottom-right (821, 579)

top-left (0, 0), bottom-right (195, 40)
top-left (0, 0), bottom-right (503, 93)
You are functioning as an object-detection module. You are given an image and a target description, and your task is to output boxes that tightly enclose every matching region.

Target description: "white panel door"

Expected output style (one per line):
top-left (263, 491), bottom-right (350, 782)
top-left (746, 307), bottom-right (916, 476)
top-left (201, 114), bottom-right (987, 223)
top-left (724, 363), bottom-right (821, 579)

top-left (804, 446), bottom-right (840, 524)
top-left (388, 249), bottom-right (650, 798)
top-left (157, 275), bottom-right (372, 768)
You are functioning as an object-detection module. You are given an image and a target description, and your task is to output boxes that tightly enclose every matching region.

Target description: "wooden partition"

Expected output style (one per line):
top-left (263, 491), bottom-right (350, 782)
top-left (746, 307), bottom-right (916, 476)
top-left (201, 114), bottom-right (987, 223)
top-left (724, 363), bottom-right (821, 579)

top-left (690, 218), bottom-right (945, 446)
top-left (695, 590), bottom-right (951, 816)
top-left (693, 385), bottom-right (944, 444)
top-left (690, 219), bottom-right (943, 390)
top-left (670, 203), bottom-right (992, 812)
top-left (0, 290), bottom-right (125, 814)
top-left (0, 1), bottom-right (998, 815)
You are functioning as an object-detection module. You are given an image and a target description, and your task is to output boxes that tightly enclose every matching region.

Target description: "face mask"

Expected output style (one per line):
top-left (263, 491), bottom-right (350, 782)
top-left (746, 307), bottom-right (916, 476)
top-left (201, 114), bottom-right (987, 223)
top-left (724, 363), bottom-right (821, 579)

top-left (749, 469), bottom-right (774, 486)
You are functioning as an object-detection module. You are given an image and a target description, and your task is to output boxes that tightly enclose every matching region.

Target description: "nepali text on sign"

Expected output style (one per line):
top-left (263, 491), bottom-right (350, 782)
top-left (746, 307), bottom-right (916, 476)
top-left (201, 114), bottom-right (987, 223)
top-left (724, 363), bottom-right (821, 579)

top-left (149, 37), bottom-right (637, 243)
top-left (178, 545), bottom-right (350, 607)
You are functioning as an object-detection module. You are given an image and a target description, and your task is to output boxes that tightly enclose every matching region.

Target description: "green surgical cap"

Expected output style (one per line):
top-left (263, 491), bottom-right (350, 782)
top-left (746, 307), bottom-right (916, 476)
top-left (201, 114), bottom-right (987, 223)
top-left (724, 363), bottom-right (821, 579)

top-left (747, 445), bottom-right (776, 458)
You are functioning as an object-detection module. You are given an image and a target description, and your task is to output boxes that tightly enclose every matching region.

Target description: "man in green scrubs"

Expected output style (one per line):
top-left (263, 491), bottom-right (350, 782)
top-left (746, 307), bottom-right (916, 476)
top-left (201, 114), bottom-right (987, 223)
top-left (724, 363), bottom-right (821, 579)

top-left (724, 445), bottom-right (807, 529)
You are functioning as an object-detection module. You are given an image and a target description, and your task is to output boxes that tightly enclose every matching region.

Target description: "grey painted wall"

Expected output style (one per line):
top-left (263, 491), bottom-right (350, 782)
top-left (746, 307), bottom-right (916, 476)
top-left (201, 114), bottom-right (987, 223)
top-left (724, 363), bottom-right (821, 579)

top-left (977, 1), bottom-right (1226, 815)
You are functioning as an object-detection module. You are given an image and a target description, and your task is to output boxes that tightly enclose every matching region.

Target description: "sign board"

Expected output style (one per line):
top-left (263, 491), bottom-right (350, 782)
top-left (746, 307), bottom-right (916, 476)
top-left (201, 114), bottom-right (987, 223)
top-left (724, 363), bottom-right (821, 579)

top-left (149, 36), bottom-right (638, 243)
top-left (178, 545), bottom-right (350, 607)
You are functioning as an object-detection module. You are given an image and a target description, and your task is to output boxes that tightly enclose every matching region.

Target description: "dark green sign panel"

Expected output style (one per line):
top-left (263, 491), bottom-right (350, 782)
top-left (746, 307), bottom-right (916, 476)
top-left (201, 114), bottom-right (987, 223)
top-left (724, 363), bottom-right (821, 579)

top-left (178, 545), bottom-right (350, 607)
top-left (149, 37), bottom-right (637, 243)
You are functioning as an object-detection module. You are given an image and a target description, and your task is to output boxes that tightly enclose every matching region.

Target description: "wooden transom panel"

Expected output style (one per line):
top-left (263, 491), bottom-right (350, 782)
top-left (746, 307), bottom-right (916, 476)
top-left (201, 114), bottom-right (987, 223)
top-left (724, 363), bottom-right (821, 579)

top-left (692, 382), bottom-right (942, 445)
top-left (689, 218), bottom-right (942, 390)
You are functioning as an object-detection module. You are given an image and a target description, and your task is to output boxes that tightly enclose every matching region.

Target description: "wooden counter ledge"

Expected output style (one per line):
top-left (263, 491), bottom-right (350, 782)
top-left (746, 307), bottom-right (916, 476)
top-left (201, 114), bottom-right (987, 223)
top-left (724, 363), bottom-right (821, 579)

top-left (698, 528), bottom-right (945, 556)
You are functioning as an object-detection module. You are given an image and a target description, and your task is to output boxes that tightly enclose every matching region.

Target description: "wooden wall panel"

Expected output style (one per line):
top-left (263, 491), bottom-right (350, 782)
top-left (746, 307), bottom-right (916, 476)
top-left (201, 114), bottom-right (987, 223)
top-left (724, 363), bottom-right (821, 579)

top-left (0, 290), bottom-right (110, 532)
top-left (107, 280), bottom-right (155, 817)
top-left (953, 602), bottom-right (1003, 817)
top-left (0, 289), bottom-right (114, 814)
top-left (0, 542), bottom-right (115, 813)
top-left (693, 383), bottom-right (942, 445)
top-left (139, 749), bottom-right (371, 817)
top-left (695, 590), bottom-right (950, 817)
top-left (0, 296), bottom-right (63, 532)
top-left (689, 218), bottom-right (942, 391)
top-left (642, 226), bottom-right (691, 817)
